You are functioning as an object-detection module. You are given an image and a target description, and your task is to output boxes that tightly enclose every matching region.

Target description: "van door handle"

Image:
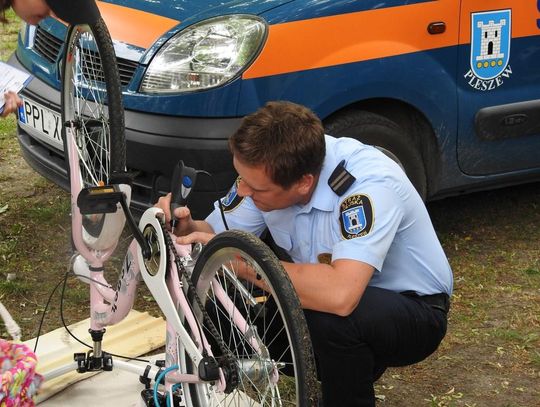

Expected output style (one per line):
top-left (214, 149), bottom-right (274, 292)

top-left (428, 22), bottom-right (446, 35)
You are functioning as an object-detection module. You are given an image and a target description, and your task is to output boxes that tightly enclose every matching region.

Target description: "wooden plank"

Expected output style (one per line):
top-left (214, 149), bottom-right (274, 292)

top-left (23, 310), bottom-right (165, 403)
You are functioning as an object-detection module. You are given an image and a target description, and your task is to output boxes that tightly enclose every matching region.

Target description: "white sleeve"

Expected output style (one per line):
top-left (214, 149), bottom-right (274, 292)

top-left (205, 179), bottom-right (267, 236)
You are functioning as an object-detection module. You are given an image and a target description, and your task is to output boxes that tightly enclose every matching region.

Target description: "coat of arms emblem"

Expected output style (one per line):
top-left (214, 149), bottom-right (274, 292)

top-left (470, 9), bottom-right (511, 80)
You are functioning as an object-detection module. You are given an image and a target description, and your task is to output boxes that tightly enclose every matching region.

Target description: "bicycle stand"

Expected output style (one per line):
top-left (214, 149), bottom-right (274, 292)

top-left (42, 350), bottom-right (163, 399)
top-left (73, 329), bottom-right (113, 373)
top-left (69, 329), bottom-right (184, 406)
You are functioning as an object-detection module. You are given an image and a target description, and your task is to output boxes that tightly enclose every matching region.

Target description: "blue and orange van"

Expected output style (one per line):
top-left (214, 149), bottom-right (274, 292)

top-left (8, 0), bottom-right (540, 216)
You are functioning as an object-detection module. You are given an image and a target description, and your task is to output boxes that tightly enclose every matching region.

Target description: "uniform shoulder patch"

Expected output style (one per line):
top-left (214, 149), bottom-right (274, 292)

top-left (339, 194), bottom-right (374, 239)
top-left (221, 177), bottom-right (244, 212)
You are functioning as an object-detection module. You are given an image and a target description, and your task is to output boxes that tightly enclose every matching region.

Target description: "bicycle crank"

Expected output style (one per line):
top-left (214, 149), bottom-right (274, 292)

top-left (136, 207), bottom-right (205, 369)
top-left (138, 208), bottom-right (169, 278)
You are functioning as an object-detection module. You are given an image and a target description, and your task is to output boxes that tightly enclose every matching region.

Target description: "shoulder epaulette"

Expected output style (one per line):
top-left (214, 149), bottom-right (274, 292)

top-left (328, 160), bottom-right (356, 196)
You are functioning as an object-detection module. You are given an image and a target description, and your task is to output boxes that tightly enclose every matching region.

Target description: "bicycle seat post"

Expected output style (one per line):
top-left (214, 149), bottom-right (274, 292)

top-left (90, 328), bottom-right (105, 360)
top-left (74, 328), bottom-right (113, 373)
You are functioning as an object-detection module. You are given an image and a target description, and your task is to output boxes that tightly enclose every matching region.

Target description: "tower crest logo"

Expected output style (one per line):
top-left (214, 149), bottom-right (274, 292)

top-left (464, 9), bottom-right (512, 91)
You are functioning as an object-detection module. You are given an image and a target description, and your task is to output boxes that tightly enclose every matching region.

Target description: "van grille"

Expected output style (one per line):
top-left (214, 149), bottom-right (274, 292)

top-left (78, 48), bottom-right (139, 87)
top-left (34, 25), bottom-right (63, 63)
top-left (33, 25), bottom-right (138, 87)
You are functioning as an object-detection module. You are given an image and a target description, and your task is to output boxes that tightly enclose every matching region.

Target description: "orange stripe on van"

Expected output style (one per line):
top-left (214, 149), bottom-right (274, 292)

top-left (97, 1), bottom-right (179, 49)
top-left (244, 0), bottom-right (540, 79)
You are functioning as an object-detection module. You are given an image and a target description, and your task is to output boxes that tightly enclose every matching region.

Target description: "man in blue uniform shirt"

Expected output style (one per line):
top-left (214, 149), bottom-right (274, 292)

top-left (157, 101), bottom-right (453, 406)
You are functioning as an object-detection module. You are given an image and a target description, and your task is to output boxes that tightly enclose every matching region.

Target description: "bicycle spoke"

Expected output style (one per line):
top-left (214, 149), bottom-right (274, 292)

top-left (66, 29), bottom-right (112, 188)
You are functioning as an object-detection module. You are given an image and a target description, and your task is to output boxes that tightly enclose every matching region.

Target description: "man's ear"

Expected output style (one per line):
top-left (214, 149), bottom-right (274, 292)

top-left (296, 173), bottom-right (316, 194)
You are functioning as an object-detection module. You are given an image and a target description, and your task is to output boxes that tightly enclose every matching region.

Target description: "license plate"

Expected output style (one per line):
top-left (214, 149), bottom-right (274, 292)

top-left (18, 97), bottom-right (63, 151)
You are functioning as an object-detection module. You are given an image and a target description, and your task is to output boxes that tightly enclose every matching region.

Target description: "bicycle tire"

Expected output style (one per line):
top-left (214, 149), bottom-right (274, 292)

top-left (61, 16), bottom-right (125, 188)
top-left (61, 17), bottom-right (127, 250)
top-left (186, 230), bottom-right (319, 406)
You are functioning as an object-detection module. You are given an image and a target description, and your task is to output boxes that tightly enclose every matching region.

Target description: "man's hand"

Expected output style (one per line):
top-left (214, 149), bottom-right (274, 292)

top-left (155, 192), bottom-right (194, 233)
top-left (155, 192), bottom-right (178, 226)
top-left (176, 231), bottom-right (215, 245)
top-left (1, 92), bottom-right (22, 118)
top-left (154, 192), bottom-right (216, 244)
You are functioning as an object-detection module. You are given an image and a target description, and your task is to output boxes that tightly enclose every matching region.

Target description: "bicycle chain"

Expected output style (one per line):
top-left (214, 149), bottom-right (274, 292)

top-left (156, 217), bottom-right (239, 393)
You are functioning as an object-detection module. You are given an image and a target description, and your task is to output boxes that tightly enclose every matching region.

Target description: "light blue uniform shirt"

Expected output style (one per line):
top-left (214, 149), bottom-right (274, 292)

top-left (206, 136), bottom-right (453, 296)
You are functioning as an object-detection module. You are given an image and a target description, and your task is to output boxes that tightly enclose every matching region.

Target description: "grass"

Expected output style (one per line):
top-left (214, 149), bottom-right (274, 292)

top-left (0, 9), bottom-right (19, 61)
top-left (1, 8), bottom-right (22, 155)
top-left (0, 279), bottom-right (30, 296)
top-left (0, 12), bottom-right (78, 338)
top-left (0, 114), bottom-right (17, 147)
top-left (393, 187), bottom-right (540, 406)
top-left (523, 267), bottom-right (540, 276)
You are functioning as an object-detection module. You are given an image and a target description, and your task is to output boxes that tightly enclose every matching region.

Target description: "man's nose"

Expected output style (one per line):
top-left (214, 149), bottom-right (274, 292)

top-left (236, 179), bottom-right (252, 197)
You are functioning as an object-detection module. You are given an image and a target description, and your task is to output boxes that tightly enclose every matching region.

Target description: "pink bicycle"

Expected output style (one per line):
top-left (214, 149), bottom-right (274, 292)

top-left (40, 16), bottom-right (319, 406)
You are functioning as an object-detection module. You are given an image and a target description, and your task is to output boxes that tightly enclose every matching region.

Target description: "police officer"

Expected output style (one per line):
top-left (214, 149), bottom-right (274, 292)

top-left (158, 101), bottom-right (453, 406)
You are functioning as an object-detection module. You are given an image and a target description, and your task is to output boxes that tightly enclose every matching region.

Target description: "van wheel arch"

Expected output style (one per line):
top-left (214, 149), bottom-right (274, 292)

top-left (324, 110), bottom-right (428, 199)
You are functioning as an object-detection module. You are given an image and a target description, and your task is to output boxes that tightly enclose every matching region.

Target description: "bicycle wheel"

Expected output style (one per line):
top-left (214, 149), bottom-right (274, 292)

top-left (185, 230), bottom-right (319, 406)
top-left (61, 17), bottom-right (127, 250)
top-left (62, 16), bottom-right (125, 187)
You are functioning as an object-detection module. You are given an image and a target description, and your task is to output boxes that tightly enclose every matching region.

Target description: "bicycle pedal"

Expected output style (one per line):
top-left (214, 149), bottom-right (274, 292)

top-left (77, 185), bottom-right (124, 214)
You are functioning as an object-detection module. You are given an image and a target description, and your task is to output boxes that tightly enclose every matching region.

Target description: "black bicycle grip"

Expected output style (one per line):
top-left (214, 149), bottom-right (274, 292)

top-left (170, 160), bottom-right (197, 229)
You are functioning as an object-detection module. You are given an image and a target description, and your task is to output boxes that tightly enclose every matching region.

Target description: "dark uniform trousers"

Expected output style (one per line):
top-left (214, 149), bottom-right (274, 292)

top-left (304, 286), bottom-right (449, 407)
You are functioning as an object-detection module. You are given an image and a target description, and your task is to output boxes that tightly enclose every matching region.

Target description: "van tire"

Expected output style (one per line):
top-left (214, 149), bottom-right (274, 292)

top-left (324, 110), bottom-right (427, 199)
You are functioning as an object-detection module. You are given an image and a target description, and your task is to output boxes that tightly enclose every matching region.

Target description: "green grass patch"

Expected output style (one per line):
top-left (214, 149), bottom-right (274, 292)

top-left (0, 279), bottom-right (30, 296)
top-left (0, 116), bottom-right (17, 143)
top-left (63, 285), bottom-right (89, 304)
top-left (0, 116), bottom-right (18, 158)
top-left (0, 222), bottom-right (25, 260)
top-left (27, 200), bottom-right (69, 222)
top-left (0, 9), bottom-right (20, 61)
top-left (530, 351), bottom-right (540, 369)
top-left (490, 328), bottom-right (529, 343)
top-left (0, 115), bottom-right (16, 134)
top-left (0, 10), bottom-right (21, 152)
top-left (523, 268), bottom-right (539, 276)
top-left (0, 237), bottom-right (18, 260)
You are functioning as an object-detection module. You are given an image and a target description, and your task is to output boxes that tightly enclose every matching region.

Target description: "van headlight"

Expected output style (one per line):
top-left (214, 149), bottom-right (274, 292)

top-left (140, 15), bottom-right (266, 93)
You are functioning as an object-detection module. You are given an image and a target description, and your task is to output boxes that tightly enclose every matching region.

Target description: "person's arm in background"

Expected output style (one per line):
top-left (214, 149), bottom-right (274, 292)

top-left (1, 91), bottom-right (22, 118)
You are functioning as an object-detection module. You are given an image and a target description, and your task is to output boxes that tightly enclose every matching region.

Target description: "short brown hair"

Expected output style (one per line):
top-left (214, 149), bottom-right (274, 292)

top-left (229, 101), bottom-right (326, 189)
top-left (0, 0), bottom-right (12, 23)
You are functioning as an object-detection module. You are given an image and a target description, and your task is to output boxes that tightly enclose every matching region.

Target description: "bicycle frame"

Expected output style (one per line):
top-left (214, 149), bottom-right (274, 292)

top-left (44, 125), bottom-right (274, 399)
